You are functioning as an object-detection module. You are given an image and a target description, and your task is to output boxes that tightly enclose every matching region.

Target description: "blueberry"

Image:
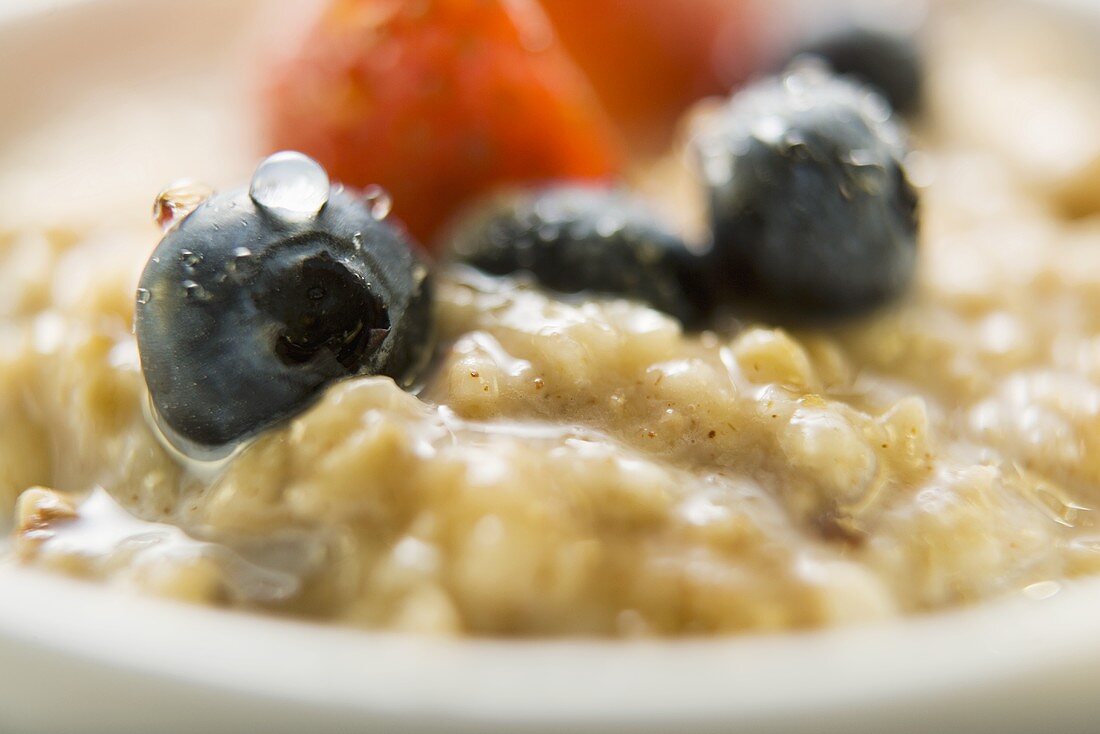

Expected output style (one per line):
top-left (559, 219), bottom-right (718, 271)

top-left (692, 64), bottom-right (918, 318)
top-left (444, 185), bottom-right (708, 328)
top-left (790, 24), bottom-right (923, 117)
top-left (136, 154), bottom-right (433, 457)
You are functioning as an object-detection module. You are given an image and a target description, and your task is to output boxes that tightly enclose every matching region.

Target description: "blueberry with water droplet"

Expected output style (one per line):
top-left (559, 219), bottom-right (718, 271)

top-left (136, 152), bottom-right (434, 456)
top-left (360, 184), bottom-right (393, 221)
top-left (444, 185), bottom-right (708, 328)
top-left (691, 64), bottom-right (918, 318)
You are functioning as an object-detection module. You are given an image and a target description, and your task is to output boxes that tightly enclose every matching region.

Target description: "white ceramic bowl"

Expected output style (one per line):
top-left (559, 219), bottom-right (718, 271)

top-left (3, 1), bottom-right (1100, 732)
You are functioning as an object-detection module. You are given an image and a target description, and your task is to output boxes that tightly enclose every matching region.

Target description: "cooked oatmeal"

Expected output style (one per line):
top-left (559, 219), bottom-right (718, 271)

top-left (4, 3), bottom-right (1100, 636)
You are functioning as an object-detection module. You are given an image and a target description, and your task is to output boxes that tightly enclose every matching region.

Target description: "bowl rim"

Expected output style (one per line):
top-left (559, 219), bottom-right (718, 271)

top-left (4, 562), bottom-right (1100, 727)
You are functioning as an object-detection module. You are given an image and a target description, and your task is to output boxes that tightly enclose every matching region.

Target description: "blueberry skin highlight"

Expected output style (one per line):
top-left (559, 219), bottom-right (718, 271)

top-left (136, 187), bottom-right (433, 453)
top-left (693, 66), bottom-right (919, 318)
top-left (446, 186), bottom-right (709, 328)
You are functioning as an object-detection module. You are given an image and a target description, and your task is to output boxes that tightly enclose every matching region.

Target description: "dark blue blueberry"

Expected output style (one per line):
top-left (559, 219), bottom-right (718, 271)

top-left (791, 23), bottom-right (924, 117)
top-left (692, 64), bottom-right (918, 318)
top-left (136, 174), bottom-right (433, 457)
top-left (444, 185), bottom-right (708, 328)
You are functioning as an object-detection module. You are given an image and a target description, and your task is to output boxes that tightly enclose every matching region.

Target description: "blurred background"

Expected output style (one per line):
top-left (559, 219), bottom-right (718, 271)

top-left (2, 0), bottom-right (1099, 237)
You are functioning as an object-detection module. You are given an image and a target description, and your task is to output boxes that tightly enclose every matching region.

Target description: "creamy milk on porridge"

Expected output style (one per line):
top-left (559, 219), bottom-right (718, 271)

top-left (4, 4), bottom-right (1100, 636)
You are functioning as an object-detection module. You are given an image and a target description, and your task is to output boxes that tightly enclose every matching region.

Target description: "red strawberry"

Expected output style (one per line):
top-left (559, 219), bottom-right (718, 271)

top-left (263, 0), bottom-right (625, 248)
top-left (541, 0), bottom-right (767, 154)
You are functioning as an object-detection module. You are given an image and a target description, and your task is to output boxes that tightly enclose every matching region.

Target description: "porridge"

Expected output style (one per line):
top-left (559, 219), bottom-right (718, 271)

top-left (4, 1), bottom-right (1100, 637)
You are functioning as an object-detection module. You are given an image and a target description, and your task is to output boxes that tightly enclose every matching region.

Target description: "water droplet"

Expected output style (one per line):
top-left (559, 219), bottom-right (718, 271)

top-left (537, 224), bottom-right (559, 242)
top-left (182, 280), bottom-right (209, 301)
top-left (135, 288), bottom-right (152, 305)
top-left (700, 146), bottom-right (733, 186)
top-left (1033, 484), bottom-right (1092, 528)
top-left (783, 70), bottom-right (811, 96)
top-left (751, 115), bottom-right (787, 145)
top-left (361, 184), bottom-right (392, 220)
top-left (228, 247), bottom-right (256, 280)
top-left (780, 129), bottom-right (806, 151)
top-left (846, 149), bottom-right (879, 168)
top-left (1022, 580), bottom-right (1062, 600)
top-left (596, 214), bottom-right (625, 238)
top-left (249, 151), bottom-right (330, 220)
top-left (152, 179), bottom-right (213, 231)
top-left (352, 232), bottom-right (364, 250)
top-left (1010, 463), bottom-right (1094, 529)
top-left (903, 150), bottom-right (936, 188)
top-left (861, 91), bottom-right (892, 124)
top-left (179, 249), bottom-right (203, 269)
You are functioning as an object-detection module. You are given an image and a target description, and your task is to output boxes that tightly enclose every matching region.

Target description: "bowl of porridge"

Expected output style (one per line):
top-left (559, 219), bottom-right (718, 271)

top-left (3, 0), bottom-right (1100, 731)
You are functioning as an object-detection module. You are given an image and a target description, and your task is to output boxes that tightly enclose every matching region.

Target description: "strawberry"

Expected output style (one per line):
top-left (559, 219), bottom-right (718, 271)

top-left (262, 0), bottom-right (625, 248)
top-left (541, 0), bottom-right (767, 154)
